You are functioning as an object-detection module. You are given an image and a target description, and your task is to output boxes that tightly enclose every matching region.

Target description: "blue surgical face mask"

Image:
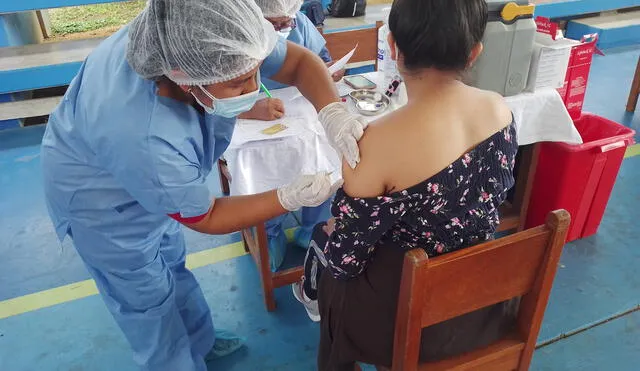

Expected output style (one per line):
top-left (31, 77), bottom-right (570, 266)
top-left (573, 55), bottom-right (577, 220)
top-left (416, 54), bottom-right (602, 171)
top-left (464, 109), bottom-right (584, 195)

top-left (277, 27), bottom-right (292, 40)
top-left (192, 71), bottom-right (261, 118)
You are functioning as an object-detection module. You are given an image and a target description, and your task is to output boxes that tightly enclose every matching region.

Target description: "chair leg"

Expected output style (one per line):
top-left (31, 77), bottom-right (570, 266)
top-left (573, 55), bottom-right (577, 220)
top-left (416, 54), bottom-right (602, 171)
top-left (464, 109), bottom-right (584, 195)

top-left (262, 279), bottom-right (277, 312)
top-left (256, 224), bottom-right (277, 312)
top-left (242, 234), bottom-right (249, 253)
top-left (217, 158), bottom-right (231, 196)
top-left (626, 57), bottom-right (640, 113)
top-left (243, 226), bottom-right (277, 311)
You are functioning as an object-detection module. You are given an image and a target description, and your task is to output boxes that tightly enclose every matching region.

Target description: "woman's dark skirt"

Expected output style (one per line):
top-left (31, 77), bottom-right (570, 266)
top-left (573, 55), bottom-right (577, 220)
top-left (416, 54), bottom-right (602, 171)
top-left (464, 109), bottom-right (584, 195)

top-left (317, 242), bottom-right (518, 370)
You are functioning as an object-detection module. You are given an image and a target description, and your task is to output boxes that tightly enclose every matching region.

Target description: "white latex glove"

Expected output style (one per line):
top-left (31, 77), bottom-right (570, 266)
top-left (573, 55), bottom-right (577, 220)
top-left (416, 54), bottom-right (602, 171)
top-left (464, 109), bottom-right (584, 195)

top-left (277, 173), bottom-right (343, 212)
top-left (318, 102), bottom-right (369, 169)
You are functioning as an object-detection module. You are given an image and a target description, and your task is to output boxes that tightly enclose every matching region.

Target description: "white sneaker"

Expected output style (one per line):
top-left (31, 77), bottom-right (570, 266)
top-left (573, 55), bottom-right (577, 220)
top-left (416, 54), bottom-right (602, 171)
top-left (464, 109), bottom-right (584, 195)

top-left (292, 279), bottom-right (321, 322)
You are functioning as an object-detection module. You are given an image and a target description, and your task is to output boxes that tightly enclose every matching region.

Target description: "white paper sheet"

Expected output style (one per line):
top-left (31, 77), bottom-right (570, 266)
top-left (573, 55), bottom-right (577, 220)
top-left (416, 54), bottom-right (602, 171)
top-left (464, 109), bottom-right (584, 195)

top-left (291, 45), bottom-right (358, 101)
top-left (225, 90), bottom-right (341, 195)
top-left (231, 117), bottom-right (310, 144)
top-left (328, 45), bottom-right (357, 74)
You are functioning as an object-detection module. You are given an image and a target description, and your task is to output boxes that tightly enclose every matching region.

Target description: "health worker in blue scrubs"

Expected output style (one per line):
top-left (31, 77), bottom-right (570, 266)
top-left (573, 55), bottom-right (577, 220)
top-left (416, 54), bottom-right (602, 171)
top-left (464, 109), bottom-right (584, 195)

top-left (40, 1), bottom-right (367, 370)
top-left (239, 0), bottom-right (346, 271)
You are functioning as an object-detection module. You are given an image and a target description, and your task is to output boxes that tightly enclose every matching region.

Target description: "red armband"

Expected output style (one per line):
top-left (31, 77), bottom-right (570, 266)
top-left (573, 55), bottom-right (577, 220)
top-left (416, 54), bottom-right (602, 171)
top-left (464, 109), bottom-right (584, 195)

top-left (168, 213), bottom-right (207, 224)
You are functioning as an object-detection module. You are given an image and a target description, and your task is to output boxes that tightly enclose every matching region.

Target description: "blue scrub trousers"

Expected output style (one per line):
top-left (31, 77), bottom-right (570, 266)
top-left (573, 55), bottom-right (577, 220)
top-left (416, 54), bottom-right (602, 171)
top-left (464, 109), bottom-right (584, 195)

top-left (69, 220), bottom-right (214, 371)
top-left (266, 200), bottom-right (332, 271)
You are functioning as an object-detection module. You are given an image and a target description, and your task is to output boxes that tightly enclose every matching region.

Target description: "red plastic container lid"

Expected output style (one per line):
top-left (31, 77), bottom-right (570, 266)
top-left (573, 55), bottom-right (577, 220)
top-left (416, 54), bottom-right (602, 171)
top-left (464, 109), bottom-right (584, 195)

top-left (552, 113), bottom-right (636, 153)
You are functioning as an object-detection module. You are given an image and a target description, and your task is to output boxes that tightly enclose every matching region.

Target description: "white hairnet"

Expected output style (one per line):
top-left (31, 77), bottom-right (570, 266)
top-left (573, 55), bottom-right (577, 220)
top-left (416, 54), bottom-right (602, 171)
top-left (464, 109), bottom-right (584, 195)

top-left (126, 0), bottom-right (278, 85)
top-left (255, 0), bottom-right (303, 18)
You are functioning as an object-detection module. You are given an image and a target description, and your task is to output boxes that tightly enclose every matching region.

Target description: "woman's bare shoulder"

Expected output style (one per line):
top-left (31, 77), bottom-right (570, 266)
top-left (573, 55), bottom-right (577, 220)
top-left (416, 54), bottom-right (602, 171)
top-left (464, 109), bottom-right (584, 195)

top-left (472, 88), bottom-right (513, 127)
top-left (340, 114), bottom-right (400, 198)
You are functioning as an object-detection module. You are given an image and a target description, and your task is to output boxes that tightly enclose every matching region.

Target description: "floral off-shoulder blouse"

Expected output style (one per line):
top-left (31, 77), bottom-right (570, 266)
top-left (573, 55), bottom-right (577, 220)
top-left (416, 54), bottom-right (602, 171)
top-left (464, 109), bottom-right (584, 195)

top-left (323, 121), bottom-right (519, 280)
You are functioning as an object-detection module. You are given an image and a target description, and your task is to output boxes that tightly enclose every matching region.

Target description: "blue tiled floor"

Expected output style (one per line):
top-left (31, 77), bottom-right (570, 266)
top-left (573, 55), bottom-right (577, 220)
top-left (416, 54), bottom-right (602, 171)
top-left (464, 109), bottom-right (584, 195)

top-left (533, 310), bottom-right (640, 371)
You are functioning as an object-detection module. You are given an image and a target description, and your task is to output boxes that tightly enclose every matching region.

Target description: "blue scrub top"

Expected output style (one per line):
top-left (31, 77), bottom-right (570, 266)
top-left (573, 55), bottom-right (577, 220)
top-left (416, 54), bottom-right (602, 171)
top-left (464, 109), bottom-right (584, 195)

top-left (262, 11), bottom-right (331, 91)
top-left (41, 26), bottom-right (287, 242)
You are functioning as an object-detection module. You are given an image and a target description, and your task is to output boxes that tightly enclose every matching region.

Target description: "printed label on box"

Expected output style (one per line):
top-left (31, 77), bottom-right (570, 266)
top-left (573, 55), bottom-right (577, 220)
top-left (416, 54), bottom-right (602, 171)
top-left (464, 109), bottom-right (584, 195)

top-left (565, 63), bottom-right (593, 119)
top-left (534, 18), bottom-right (598, 118)
top-left (570, 42), bottom-right (597, 66)
top-left (527, 34), bottom-right (576, 92)
top-left (535, 17), bottom-right (559, 40)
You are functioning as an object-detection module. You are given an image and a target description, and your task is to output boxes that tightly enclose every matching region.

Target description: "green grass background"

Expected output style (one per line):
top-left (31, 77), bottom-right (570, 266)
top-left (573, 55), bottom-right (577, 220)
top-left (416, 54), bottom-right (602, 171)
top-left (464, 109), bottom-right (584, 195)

top-left (49, 0), bottom-right (145, 36)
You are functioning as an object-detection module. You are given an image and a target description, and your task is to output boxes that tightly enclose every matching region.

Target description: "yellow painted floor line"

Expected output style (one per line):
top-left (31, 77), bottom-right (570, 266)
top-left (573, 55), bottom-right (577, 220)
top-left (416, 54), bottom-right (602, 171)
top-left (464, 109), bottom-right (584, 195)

top-left (0, 279), bottom-right (99, 320)
top-left (625, 143), bottom-right (640, 159)
top-left (0, 241), bottom-right (248, 320)
top-left (0, 227), bottom-right (301, 320)
top-left (185, 241), bottom-right (246, 270)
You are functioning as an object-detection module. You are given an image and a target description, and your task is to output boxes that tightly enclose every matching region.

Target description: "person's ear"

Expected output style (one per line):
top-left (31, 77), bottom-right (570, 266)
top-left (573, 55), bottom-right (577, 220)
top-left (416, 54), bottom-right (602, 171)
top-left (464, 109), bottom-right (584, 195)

top-left (182, 84), bottom-right (212, 106)
top-left (387, 33), bottom-right (398, 61)
top-left (467, 43), bottom-right (484, 69)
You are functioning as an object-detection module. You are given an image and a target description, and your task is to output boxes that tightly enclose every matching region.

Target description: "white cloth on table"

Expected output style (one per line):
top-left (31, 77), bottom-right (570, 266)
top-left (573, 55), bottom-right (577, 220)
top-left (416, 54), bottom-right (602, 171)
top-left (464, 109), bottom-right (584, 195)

top-left (224, 72), bottom-right (582, 196)
top-left (505, 88), bottom-right (582, 146)
top-left (225, 87), bottom-right (341, 196)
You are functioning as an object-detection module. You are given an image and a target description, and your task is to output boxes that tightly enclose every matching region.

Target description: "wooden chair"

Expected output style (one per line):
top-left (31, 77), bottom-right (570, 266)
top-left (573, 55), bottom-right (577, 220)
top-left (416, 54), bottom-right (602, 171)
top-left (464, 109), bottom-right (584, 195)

top-left (626, 56), bottom-right (640, 113)
top-left (391, 209), bottom-right (570, 371)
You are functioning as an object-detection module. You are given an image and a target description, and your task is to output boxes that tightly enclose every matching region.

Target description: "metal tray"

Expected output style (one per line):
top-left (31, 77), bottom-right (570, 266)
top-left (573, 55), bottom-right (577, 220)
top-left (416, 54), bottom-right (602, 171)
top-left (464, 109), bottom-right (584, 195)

top-left (349, 89), bottom-right (389, 116)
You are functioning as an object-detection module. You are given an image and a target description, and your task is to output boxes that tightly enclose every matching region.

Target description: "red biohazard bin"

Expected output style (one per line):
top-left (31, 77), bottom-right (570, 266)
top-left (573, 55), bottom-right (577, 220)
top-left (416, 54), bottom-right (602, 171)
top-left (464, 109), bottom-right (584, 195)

top-left (526, 113), bottom-right (635, 242)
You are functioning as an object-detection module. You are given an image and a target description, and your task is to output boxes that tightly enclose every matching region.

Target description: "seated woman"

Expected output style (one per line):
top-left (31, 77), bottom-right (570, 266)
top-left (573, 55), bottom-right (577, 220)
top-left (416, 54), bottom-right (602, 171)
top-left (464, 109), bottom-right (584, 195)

top-left (239, 0), bottom-right (345, 271)
top-left (291, 0), bottom-right (519, 369)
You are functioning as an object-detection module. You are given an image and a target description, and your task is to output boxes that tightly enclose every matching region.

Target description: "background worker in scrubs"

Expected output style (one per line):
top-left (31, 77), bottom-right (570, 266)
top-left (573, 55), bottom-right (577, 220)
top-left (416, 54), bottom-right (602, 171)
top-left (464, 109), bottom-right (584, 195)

top-left (40, 0), bottom-right (366, 370)
top-left (240, 0), bottom-right (343, 271)
top-left (241, 0), bottom-right (344, 122)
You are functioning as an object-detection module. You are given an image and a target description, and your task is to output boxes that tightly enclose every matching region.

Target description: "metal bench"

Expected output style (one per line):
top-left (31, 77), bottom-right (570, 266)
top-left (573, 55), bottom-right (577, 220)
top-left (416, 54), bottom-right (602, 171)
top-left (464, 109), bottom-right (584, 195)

top-left (0, 0), bottom-right (121, 125)
top-left (0, 38), bottom-right (102, 95)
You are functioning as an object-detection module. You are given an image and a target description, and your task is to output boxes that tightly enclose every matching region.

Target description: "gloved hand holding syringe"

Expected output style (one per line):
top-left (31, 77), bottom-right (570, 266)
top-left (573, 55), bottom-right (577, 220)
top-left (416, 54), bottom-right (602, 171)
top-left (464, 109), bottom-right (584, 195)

top-left (278, 172), bottom-right (343, 211)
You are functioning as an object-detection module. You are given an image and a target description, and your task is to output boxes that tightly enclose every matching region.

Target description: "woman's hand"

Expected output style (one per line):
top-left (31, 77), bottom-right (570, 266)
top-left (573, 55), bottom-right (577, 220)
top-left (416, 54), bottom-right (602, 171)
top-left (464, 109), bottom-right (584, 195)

top-left (326, 61), bottom-right (345, 82)
top-left (238, 98), bottom-right (285, 121)
top-left (323, 217), bottom-right (336, 235)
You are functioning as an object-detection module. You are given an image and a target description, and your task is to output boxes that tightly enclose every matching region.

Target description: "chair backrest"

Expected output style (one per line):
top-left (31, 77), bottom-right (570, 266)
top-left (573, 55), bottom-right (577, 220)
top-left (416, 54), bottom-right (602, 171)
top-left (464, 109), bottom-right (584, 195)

top-left (318, 21), bottom-right (383, 67)
top-left (392, 210), bottom-right (570, 371)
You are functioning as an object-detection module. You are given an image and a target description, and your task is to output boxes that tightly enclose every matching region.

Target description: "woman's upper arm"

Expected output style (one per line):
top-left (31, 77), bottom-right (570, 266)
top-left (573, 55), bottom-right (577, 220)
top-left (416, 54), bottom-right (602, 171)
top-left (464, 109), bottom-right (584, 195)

top-left (324, 128), bottom-right (398, 279)
top-left (340, 126), bottom-right (388, 198)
